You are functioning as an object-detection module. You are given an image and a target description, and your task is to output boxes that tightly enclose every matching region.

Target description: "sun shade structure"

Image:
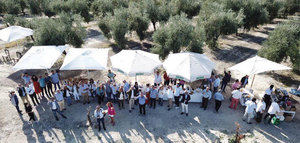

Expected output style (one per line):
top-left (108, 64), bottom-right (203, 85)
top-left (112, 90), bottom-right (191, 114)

top-left (229, 55), bottom-right (292, 87)
top-left (0, 26), bottom-right (33, 42)
top-left (110, 50), bottom-right (162, 76)
top-left (228, 55), bottom-right (292, 75)
top-left (60, 48), bottom-right (109, 70)
top-left (13, 45), bottom-right (67, 70)
top-left (163, 52), bottom-right (215, 82)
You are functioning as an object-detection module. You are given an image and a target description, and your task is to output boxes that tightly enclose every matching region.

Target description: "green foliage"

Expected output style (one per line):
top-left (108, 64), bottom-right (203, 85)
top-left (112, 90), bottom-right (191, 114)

top-left (91, 0), bottom-right (128, 16)
top-left (3, 14), bottom-right (16, 26)
top-left (109, 8), bottom-right (129, 49)
top-left (153, 14), bottom-right (203, 59)
top-left (98, 16), bottom-right (112, 39)
top-left (128, 3), bottom-right (149, 41)
top-left (170, 0), bottom-right (201, 18)
top-left (40, 0), bottom-right (56, 17)
top-left (33, 14), bottom-right (86, 47)
top-left (19, 0), bottom-right (27, 14)
top-left (68, 0), bottom-right (92, 22)
top-left (262, 0), bottom-right (281, 21)
top-left (0, 0), bottom-right (5, 14)
top-left (259, 21), bottom-right (300, 70)
top-left (15, 17), bottom-right (29, 27)
top-left (278, 0), bottom-right (300, 17)
top-left (4, 0), bottom-right (22, 15)
top-left (223, 0), bottom-right (269, 30)
top-left (27, 0), bottom-right (42, 15)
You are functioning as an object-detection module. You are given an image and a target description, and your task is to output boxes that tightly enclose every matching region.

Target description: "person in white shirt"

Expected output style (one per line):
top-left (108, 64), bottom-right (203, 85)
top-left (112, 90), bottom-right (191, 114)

top-left (158, 86), bottom-right (164, 106)
top-left (126, 86), bottom-right (136, 113)
top-left (167, 86), bottom-right (174, 111)
top-left (243, 98), bottom-right (257, 124)
top-left (64, 86), bottom-right (72, 106)
top-left (201, 87), bottom-right (212, 110)
top-left (48, 97), bottom-right (67, 121)
top-left (81, 81), bottom-right (90, 104)
top-left (73, 82), bottom-right (80, 102)
top-left (230, 88), bottom-right (243, 110)
top-left (118, 86), bottom-right (125, 110)
top-left (94, 105), bottom-right (106, 131)
top-left (154, 71), bottom-right (162, 86)
top-left (25, 83), bottom-right (39, 106)
top-left (174, 84), bottom-right (182, 108)
top-left (264, 100), bottom-right (280, 124)
top-left (264, 85), bottom-right (274, 110)
top-left (255, 99), bottom-right (266, 123)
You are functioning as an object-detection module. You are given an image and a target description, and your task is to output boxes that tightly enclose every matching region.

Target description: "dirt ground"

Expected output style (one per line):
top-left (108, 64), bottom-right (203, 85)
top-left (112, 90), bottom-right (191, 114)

top-left (0, 19), bottom-right (299, 143)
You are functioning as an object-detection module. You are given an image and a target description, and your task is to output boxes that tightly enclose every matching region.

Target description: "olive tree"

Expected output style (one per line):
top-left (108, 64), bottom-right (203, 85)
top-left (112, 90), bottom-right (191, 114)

top-left (3, 14), bottom-right (16, 27)
top-left (4, 0), bottom-right (22, 15)
top-left (27, 0), bottom-right (42, 15)
top-left (128, 3), bottom-right (149, 41)
top-left (259, 22), bottom-right (300, 71)
top-left (169, 0), bottom-right (201, 18)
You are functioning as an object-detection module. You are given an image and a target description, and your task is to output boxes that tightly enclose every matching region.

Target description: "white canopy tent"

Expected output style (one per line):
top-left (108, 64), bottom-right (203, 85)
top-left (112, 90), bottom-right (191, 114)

top-left (110, 50), bottom-right (162, 77)
top-left (60, 48), bottom-right (109, 70)
top-left (13, 45), bottom-right (67, 70)
top-left (163, 52), bottom-right (215, 82)
top-left (0, 26), bottom-right (33, 42)
top-left (229, 55), bottom-right (292, 87)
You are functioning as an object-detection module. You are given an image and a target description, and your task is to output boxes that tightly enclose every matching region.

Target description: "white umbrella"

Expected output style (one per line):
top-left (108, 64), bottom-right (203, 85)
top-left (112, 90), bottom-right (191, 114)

top-left (229, 55), bottom-right (292, 87)
top-left (110, 50), bottom-right (162, 76)
top-left (13, 45), bottom-right (67, 70)
top-left (163, 52), bottom-right (215, 82)
top-left (60, 48), bottom-right (109, 70)
top-left (0, 26), bottom-right (33, 42)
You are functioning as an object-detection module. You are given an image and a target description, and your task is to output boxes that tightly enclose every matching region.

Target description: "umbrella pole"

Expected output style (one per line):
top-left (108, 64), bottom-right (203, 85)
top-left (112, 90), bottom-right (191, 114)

top-left (250, 74), bottom-right (256, 89)
top-left (135, 75), bottom-right (137, 83)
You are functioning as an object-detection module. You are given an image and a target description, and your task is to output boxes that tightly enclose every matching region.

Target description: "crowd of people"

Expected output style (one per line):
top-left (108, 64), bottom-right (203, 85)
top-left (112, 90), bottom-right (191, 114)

top-left (8, 68), bottom-right (293, 131)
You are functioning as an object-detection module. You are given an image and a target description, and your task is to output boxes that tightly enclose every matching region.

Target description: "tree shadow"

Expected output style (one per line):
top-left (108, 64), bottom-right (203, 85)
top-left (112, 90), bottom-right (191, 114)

top-left (266, 72), bottom-right (300, 87)
top-left (212, 45), bottom-right (257, 63)
top-left (235, 33), bottom-right (267, 45)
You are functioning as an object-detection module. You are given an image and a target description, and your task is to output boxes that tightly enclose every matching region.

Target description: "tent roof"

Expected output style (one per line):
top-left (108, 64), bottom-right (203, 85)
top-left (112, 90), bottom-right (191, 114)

top-left (60, 48), bottom-right (109, 70)
top-left (13, 45), bottom-right (67, 70)
top-left (228, 55), bottom-right (292, 75)
top-left (0, 26), bottom-right (33, 42)
top-left (110, 50), bottom-right (162, 76)
top-left (163, 52), bottom-right (215, 82)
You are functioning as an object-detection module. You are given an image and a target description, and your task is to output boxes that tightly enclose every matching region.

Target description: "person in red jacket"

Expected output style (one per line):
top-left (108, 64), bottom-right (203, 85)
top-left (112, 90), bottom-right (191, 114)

top-left (163, 71), bottom-right (170, 86)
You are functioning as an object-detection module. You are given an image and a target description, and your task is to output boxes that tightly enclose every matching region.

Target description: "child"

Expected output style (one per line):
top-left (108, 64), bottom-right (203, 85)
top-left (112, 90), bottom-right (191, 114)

top-left (107, 102), bottom-right (116, 126)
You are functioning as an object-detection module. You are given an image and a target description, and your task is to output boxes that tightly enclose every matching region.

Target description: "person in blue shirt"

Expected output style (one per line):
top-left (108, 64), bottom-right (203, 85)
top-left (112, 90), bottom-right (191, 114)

top-left (214, 90), bottom-right (224, 113)
top-left (138, 92), bottom-right (147, 115)
top-left (201, 87), bottom-right (212, 110)
top-left (107, 70), bottom-right (116, 82)
top-left (51, 70), bottom-right (61, 91)
top-left (149, 86), bottom-right (158, 109)
top-left (39, 75), bottom-right (48, 98)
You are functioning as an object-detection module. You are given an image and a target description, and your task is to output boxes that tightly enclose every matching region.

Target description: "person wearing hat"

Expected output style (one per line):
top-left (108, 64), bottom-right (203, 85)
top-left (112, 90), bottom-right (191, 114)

top-left (9, 91), bottom-right (22, 114)
top-left (149, 85), bottom-right (158, 109)
top-left (94, 105), bottom-right (106, 131)
top-left (48, 97), bottom-right (67, 121)
top-left (180, 89), bottom-right (191, 116)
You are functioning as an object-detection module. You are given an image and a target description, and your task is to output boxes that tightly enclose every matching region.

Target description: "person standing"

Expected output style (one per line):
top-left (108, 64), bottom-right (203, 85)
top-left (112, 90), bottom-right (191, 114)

top-left (118, 86), bottom-right (125, 109)
top-left (214, 90), bottom-right (224, 113)
top-left (264, 85), bottom-right (274, 110)
top-left (31, 75), bottom-right (42, 99)
top-left (158, 86), bottom-right (164, 106)
top-left (17, 84), bottom-right (30, 104)
top-left (39, 75), bottom-right (48, 98)
top-left (127, 86), bottom-right (135, 113)
top-left (154, 71), bottom-right (162, 86)
top-left (201, 87), bottom-right (212, 110)
top-left (213, 75), bottom-right (221, 92)
top-left (21, 73), bottom-right (31, 85)
top-left (54, 90), bottom-right (65, 111)
top-left (24, 103), bottom-right (36, 122)
top-left (180, 90), bottom-right (191, 116)
top-left (51, 70), bottom-right (61, 91)
top-left (240, 75), bottom-right (249, 88)
top-left (111, 83), bottom-right (118, 103)
top-left (107, 70), bottom-right (116, 82)
top-left (82, 81), bottom-right (90, 104)
top-left (220, 70), bottom-right (231, 92)
top-left (138, 92), bottom-right (147, 115)
top-left (48, 97), bottom-right (67, 121)
top-left (167, 86), bottom-right (174, 111)
top-left (64, 86), bottom-right (72, 106)
top-left (107, 102), bottom-right (116, 126)
top-left (25, 83), bottom-right (39, 106)
top-left (73, 82), bottom-right (80, 103)
top-left (264, 100), bottom-right (280, 124)
top-left (149, 86), bottom-right (158, 109)
top-left (94, 105), bottom-right (106, 131)
top-left (243, 98), bottom-right (257, 124)
top-left (45, 73), bottom-right (54, 96)
top-left (9, 91), bottom-right (22, 114)
top-left (105, 81), bottom-right (113, 102)
top-left (174, 84), bottom-right (182, 109)
top-left (163, 71), bottom-right (170, 86)
top-left (256, 98), bottom-right (266, 123)
top-left (230, 88), bottom-right (243, 110)
top-left (96, 84), bottom-right (105, 105)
